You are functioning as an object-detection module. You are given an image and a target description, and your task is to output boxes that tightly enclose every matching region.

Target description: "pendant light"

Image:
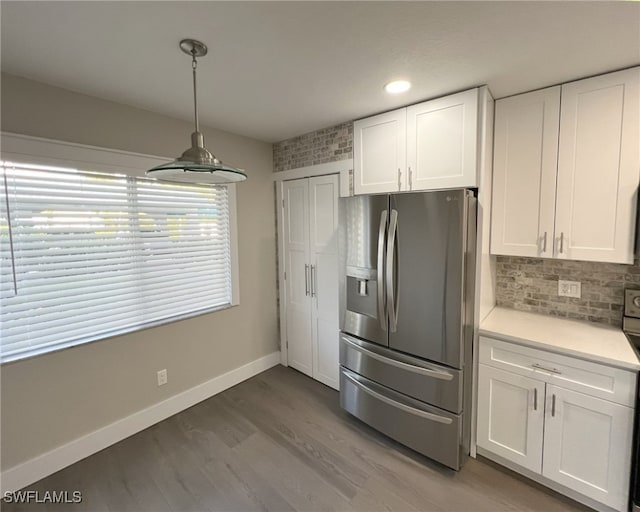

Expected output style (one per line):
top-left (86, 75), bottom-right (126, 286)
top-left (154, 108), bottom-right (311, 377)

top-left (146, 39), bottom-right (247, 184)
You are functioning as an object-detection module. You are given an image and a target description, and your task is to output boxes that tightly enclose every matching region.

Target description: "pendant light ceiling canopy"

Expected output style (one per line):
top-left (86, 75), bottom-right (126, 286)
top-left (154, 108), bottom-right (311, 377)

top-left (146, 39), bottom-right (247, 184)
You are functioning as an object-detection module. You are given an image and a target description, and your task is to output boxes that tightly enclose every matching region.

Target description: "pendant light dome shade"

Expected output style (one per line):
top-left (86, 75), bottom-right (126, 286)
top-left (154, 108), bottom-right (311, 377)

top-left (146, 39), bottom-right (247, 185)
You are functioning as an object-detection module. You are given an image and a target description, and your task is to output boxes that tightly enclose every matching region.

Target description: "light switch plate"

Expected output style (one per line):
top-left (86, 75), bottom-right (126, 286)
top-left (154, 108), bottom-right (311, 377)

top-left (558, 280), bottom-right (581, 298)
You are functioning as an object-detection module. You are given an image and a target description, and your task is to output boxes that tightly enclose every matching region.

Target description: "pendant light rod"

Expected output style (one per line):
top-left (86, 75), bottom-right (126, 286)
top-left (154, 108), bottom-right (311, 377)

top-left (191, 50), bottom-right (200, 133)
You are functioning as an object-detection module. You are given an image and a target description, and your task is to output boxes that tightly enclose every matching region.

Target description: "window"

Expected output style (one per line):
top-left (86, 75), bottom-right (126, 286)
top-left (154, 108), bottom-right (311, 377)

top-left (0, 162), bottom-right (237, 363)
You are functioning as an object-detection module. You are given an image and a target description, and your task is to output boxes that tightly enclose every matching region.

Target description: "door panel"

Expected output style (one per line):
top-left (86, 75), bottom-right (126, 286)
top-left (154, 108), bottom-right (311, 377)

top-left (388, 190), bottom-right (465, 368)
top-left (310, 175), bottom-right (340, 389)
top-left (341, 194), bottom-right (389, 346)
top-left (407, 89), bottom-right (478, 190)
top-left (491, 87), bottom-right (560, 257)
top-left (283, 180), bottom-right (312, 376)
top-left (477, 365), bottom-right (545, 473)
top-left (542, 385), bottom-right (634, 510)
top-left (354, 109), bottom-right (406, 194)
top-left (555, 67), bottom-right (640, 263)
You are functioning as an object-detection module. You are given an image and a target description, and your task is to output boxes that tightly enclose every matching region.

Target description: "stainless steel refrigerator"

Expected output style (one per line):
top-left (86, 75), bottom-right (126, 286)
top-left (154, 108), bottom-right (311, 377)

top-left (339, 189), bottom-right (476, 470)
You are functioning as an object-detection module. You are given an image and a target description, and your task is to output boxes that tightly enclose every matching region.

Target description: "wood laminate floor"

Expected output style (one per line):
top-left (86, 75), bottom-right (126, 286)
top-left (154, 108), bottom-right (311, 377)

top-left (3, 365), bottom-right (590, 512)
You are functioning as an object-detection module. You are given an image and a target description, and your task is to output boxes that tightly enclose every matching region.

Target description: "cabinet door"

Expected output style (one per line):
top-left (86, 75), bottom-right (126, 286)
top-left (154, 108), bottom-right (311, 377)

top-left (406, 88), bottom-right (478, 191)
top-left (309, 175), bottom-right (340, 390)
top-left (491, 87), bottom-right (560, 257)
top-left (283, 179), bottom-right (312, 377)
top-left (353, 109), bottom-right (406, 195)
top-left (555, 67), bottom-right (640, 263)
top-left (477, 364), bottom-right (545, 473)
top-left (542, 385), bottom-right (633, 511)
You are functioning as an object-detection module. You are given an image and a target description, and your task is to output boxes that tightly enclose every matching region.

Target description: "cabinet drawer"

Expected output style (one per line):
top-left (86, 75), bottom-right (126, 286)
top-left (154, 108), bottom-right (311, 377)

top-left (479, 336), bottom-right (636, 407)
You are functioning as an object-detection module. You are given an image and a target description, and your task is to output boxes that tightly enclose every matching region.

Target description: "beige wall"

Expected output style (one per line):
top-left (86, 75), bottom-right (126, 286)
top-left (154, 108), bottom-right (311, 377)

top-left (0, 73), bottom-right (278, 470)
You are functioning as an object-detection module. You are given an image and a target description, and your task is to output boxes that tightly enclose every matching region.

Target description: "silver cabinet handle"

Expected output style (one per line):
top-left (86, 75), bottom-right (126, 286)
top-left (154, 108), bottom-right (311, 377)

top-left (348, 169), bottom-right (354, 196)
top-left (531, 363), bottom-right (562, 375)
top-left (310, 264), bottom-right (316, 298)
top-left (386, 209), bottom-right (399, 332)
top-left (533, 388), bottom-right (538, 411)
top-left (377, 210), bottom-right (388, 331)
top-left (559, 232), bottom-right (564, 254)
top-left (408, 166), bottom-right (413, 190)
top-left (542, 231), bottom-right (547, 253)
top-left (304, 264), bottom-right (309, 296)
top-left (397, 168), bottom-right (402, 191)
top-left (341, 336), bottom-right (454, 381)
top-left (551, 394), bottom-right (556, 417)
top-left (342, 370), bottom-right (453, 425)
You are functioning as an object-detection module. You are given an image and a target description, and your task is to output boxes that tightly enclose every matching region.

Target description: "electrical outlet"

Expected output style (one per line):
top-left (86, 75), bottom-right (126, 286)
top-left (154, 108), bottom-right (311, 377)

top-left (558, 280), bottom-right (581, 298)
top-left (157, 369), bottom-right (168, 386)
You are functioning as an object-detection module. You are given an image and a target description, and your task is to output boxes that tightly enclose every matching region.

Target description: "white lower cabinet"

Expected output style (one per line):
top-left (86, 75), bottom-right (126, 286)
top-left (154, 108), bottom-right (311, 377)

top-left (477, 365), bottom-right (545, 473)
top-left (542, 385), bottom-right (634, 510)
top-left (477, 336), bottom-right (635, 512)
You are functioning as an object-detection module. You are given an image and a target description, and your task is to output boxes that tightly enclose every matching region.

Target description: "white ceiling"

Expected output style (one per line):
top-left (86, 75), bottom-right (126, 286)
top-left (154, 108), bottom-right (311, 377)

top-left (1, 1), bottom-right (639, 143)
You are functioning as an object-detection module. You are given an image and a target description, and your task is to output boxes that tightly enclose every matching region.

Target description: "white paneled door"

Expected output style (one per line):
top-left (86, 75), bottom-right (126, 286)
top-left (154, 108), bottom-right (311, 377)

top-left (353, 109), bottom-right (407, 195)
top-left (406, 88), bottom-right (478, 191)
top-left (555, 67), bottom-right (640, 263)
top-left (309, 175), bottom-right (340, 389)
top-left (282, 175), bottom-right (340, 390)
top-left (542, 385), bottom-right (634, 511)
top-left (477, 364), bottom-right (545, 473)
top-left (491, 86), bottom-right (560, 257)
top-left (283, 179), bottom-right (312, 377)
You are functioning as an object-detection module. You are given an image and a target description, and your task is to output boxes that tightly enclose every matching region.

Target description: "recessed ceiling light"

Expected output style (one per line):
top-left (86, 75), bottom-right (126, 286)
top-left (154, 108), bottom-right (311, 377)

top-left (384, 80), bottom-right (411, 94)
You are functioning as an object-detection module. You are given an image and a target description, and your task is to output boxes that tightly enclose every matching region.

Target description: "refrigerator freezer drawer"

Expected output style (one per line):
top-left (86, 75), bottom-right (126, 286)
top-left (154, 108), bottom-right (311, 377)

top-left (340, 333), bottom-right (463, 414)
top-left (340, 367), bottom-right (463, 470)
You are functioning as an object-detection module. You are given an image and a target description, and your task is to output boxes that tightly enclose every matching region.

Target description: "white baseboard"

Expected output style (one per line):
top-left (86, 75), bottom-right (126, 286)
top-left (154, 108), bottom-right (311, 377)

top-left (1, 351), bottom-right (281, 493)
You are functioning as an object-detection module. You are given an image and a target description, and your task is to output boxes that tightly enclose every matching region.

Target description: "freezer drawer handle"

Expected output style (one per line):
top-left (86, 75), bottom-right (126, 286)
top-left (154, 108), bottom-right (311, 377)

top-left (343, 370), bottom-right (453, 424)
top-left (342, 336), bottom-right (454, 381)
top-left (377, 210), bottom-right (388, 331)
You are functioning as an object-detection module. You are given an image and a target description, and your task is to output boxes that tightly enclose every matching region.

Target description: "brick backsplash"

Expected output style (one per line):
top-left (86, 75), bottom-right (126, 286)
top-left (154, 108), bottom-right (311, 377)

top-left (273, 122), bottom-right (353, 172)
top-left (495, 256), bottom-right (640, 327)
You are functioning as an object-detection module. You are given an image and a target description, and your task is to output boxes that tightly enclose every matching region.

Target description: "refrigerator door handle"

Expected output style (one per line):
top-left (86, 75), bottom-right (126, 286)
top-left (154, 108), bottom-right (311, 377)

top-left (342, 370), bottom-right (453, 425)
top-left (386, 209), bottom-right (399, 332)
top-left (377, 210), bottom-right (388, 331)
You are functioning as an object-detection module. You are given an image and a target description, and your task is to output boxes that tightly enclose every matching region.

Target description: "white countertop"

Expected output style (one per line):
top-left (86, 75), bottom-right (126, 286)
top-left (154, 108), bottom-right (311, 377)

top-left (480, 307), bottom-right (640, 371)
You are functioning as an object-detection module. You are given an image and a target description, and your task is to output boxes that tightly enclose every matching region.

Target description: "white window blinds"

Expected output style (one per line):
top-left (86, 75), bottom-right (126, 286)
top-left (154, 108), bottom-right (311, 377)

top-left (0, 163), bottom-right (233, 363)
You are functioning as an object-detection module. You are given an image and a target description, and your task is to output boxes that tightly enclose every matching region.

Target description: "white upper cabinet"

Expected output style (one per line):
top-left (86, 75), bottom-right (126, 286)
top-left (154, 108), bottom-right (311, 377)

top-left (491, 87), bottom-right (560, 257)
top-left (555, 68), bottom-right (640, 263)
top-left (491, 67), bottom-right (640, 264)
top-left (354, 88), bottom-right (479, 195)
top-left (353, 109), bottom-right (406, 195)
top-left (407, 88), bottom-right (478, 191)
